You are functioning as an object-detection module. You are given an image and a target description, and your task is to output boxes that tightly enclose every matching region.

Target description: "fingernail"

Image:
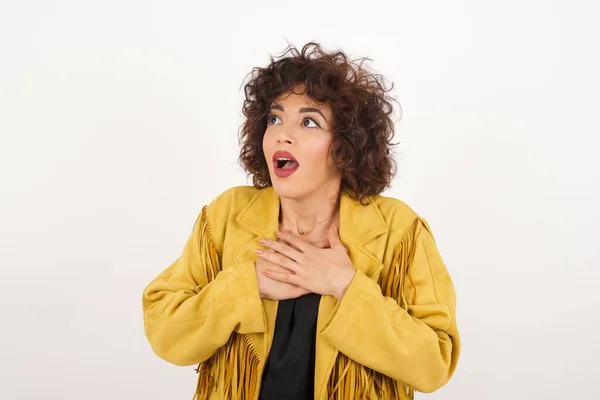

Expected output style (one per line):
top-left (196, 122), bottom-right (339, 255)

top-left (276, 231), bottom-right (282, 237)
top-left (256, 249), bottom-right (263, 254)
top-left (259, 239), bottom-right (268, 245)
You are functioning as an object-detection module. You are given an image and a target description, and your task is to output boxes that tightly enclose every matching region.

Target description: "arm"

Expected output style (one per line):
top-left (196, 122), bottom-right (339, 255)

top-left (142, 206), bottom-right (265, 366)
top-left (319, 219), bottom-right (460, 393)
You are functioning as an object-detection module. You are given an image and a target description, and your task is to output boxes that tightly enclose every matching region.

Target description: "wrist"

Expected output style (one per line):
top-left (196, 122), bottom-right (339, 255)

top-left (333, 268), bottom-right (356, 301)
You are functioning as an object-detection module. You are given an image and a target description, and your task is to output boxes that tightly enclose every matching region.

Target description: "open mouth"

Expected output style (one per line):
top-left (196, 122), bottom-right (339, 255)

top-left (272, 151), bottom-right (300, 178)
top-left (275, 157), bottom-right (300, 170)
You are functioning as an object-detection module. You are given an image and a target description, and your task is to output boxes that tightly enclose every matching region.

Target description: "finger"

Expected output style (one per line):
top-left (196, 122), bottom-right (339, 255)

top-left (280, 238), bottom-right (303, 253)
top-left (259, 250), bottom-right (296, 273)
top-left (259, 238), bottom-right (302, 262)
top-left (256, 248), bottom-right (299, 273)
top-left (264, 269), bottom-right (303, 286)
top-left (276, 230), bottom-right (314, 253)
top-left (327, 223), bottom-right (344, 249)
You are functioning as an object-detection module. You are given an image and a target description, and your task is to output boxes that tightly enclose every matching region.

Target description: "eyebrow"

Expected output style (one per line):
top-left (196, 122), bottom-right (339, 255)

top-left (270, 103), bottom-right (328, 122)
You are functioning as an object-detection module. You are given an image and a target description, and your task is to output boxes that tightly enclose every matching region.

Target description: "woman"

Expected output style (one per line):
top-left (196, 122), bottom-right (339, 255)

top-left (142, 42), bottom-right (460, 400)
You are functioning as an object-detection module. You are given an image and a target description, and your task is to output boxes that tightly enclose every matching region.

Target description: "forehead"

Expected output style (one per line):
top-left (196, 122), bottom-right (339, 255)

top-left (272, 90), bottom-right (331, 114)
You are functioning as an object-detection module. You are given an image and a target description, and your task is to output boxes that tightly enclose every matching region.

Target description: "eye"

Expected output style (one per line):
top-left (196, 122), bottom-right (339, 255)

top-left (268, 114), bottom-right (281, 125)
top-left (302, 117), bottom-right (320, 128)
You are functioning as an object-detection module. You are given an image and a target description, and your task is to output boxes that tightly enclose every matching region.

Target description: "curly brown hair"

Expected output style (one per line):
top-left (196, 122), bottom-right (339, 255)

top-left (238, 42), bottom-right (399, 202)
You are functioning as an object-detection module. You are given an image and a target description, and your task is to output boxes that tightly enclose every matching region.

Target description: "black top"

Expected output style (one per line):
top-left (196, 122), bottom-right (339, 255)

top-left (259, 293), bottom-right (322, 400)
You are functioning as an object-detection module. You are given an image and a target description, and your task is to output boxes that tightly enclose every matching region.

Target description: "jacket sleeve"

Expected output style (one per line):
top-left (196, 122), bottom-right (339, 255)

top-left (142, 206), bottom-right (265, 366)
top-left (319, 219), bottom-right (460, 393)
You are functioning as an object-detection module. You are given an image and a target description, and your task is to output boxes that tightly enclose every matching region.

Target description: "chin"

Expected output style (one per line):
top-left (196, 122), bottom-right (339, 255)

top-left (271, 177), bottom-right (310, 200)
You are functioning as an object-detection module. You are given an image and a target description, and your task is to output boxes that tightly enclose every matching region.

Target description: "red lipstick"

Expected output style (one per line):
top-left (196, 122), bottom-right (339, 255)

top-left (272, 151), bottom-right (299, 178)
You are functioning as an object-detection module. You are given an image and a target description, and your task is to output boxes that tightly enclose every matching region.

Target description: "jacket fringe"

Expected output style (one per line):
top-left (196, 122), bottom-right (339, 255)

top-left (192, 207), bottom-right (261, 400)
top-left (325, 218), bottom-right (420, 400)
top-left (192, 207), bottom-right (419, 400)
top-left (194, 332), bottom-right (260, 400)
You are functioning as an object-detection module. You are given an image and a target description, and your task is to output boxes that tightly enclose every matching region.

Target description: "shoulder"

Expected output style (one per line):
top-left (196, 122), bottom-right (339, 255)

top-left (204, 185), bottom-right (260, 225)
top-left (203, 185), bottom-right (260, 249)
top-left (370, 193), bottom-right (434, 240)
top-left (207, 185), bottom-right (260, 212)
top-left (371, 193), bottom-right (420, 225)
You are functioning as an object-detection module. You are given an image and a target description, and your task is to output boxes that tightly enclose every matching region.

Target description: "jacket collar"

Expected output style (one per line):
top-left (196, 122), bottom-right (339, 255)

top-left (236, 186), bottom-right (388, 245)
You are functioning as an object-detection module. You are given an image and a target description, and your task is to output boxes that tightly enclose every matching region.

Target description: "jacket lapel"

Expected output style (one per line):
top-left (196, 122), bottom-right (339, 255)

top-left (232, 187), bottom-right (281, 363)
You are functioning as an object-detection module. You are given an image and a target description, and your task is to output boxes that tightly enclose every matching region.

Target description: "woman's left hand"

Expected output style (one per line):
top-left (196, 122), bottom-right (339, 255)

top-left (256, 224), bottom-right (356, 301)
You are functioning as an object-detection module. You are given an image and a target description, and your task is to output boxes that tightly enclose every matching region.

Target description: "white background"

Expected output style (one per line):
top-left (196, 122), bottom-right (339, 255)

top-left (1, 1), bottom-right (599, 399)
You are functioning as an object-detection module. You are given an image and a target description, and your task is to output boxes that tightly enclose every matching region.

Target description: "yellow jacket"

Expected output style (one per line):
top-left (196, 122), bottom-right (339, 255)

top-left (142, 186), bottom-right (460, 399)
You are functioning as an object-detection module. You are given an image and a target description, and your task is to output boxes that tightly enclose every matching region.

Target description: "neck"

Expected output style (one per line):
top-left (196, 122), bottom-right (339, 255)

top-left (279, 188), bottom-right (341, 241)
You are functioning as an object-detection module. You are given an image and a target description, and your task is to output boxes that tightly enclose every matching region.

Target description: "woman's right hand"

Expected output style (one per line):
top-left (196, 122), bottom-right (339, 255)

top-left (255, 253), bottom-right (310, 300)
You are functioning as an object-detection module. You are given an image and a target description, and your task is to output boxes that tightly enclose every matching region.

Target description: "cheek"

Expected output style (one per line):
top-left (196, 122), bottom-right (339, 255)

top-left (307, 138), bottom-right (334, 167)
top-left (262, 129), bottom-right (273, 154)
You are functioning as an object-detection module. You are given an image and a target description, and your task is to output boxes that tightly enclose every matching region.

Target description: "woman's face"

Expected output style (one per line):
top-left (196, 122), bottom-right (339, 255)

top-left (262, 87), bottom-right (341, 200)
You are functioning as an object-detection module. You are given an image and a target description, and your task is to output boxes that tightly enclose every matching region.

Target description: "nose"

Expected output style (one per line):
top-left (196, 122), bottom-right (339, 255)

top-left (276, 128), bottom-right (294, 145)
